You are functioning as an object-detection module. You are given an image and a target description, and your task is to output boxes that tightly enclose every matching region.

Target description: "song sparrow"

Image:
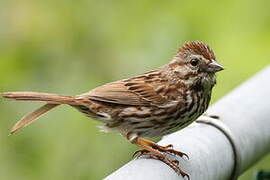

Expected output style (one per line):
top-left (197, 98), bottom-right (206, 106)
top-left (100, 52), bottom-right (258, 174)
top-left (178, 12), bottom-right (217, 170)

top-left (1, 41), bottom-right (223, 179)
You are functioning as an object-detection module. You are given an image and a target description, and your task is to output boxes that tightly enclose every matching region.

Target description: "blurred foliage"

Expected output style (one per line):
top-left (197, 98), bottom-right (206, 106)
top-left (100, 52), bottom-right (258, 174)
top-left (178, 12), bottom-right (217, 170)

top-left (0, 0), bottom-right (269, 179)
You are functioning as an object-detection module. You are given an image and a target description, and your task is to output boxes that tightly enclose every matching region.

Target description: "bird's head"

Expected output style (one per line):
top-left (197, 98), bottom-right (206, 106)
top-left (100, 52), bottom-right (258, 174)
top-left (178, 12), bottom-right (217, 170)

top-left (176, 41), bottom-right (224, 73)
top-left (170, 41), bottom-right (224, 89)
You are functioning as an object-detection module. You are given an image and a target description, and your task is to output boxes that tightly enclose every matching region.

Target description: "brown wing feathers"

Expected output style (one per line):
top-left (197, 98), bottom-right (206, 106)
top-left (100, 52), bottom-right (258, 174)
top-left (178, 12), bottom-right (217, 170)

top-left (83, 71), bottom-right (168, 106)
top-left (84, 82), bottom-right (150, 105)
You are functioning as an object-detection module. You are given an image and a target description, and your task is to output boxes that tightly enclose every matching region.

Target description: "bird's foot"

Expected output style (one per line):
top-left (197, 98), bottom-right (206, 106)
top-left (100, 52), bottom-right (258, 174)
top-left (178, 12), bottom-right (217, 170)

top-left (151, 144), bottom-right (189, 159)
top-left (136, 151), bottom-right (190, 179)
top-left (130, 137), bottom-right (190, 178)
top-left (134, 144), bottom-right (189, 159)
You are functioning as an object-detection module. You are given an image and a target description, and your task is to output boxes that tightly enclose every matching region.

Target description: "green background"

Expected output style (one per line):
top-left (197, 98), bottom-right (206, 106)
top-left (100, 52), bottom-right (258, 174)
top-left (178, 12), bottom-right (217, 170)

top-left (0, 0), bottom-right (269, 179)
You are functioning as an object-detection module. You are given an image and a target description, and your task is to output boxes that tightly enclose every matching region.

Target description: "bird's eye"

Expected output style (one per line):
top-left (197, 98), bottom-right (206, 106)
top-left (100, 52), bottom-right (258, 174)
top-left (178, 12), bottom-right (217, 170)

top-left (190, 58), bottom-right (199, 66)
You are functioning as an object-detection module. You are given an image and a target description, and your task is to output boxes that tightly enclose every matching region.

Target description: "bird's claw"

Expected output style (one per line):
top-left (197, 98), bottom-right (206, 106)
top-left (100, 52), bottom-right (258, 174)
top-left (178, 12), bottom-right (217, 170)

top-left (132, 149), bottom-right (149, 158)
top-left (163, 144), bottom-right (174, 148)
top-left (141, 152), bottom-right (190, 179)
top-left (180, 171), bottom-right (190, 180)
top-left (164, 149), bottom-right (189, 160)
top-left (152, 144), bottom-right (189, 159)
top-left (171, 159), bottom-right (179, 165)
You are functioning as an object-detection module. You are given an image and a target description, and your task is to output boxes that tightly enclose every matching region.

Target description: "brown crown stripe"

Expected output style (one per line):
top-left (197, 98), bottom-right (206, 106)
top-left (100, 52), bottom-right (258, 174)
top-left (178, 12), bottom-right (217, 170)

top-left (178, 41), bottom-right (216, 60)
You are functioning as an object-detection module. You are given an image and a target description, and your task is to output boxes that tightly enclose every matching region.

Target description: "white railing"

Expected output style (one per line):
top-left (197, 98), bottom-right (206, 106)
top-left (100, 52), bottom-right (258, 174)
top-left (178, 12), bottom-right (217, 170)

top-left (104, 66), bottom-right (270, 180)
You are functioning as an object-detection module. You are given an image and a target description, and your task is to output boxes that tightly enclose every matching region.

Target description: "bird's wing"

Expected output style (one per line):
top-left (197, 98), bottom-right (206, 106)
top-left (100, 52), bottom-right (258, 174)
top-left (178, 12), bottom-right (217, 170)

top-left (79, 71), bottom-right (168, 106)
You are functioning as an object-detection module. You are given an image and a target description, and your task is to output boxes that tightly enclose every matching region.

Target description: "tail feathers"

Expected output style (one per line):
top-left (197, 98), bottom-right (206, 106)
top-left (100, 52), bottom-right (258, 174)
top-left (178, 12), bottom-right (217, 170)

top-left (2, 91), bottom-right (89, 134)
top-left (1, 92), bottom-right (77, 105)
top-left (10, 103), bottom-right (59, 135)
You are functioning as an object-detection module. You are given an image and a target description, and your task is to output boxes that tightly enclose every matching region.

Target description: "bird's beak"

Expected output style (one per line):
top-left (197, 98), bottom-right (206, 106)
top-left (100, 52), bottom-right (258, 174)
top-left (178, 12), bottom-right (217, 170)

top-left (206, 60), bottom-right (224, 72)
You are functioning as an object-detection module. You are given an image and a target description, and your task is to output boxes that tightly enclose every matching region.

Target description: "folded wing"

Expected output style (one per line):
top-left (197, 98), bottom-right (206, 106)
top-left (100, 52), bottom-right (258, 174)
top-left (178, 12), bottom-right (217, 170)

top-left (79, 73), bottom-right (168, 106)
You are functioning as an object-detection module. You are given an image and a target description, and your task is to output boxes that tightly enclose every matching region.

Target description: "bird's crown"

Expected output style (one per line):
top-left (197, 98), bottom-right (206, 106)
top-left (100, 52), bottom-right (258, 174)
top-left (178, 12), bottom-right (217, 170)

top-left (177, 41), bottom-right (216, 60)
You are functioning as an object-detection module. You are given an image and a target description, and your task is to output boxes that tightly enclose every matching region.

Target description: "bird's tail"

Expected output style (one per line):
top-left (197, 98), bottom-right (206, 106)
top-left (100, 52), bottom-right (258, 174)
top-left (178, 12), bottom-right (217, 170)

top-left (1, 92), bottom-right (77, 104)
top-left (1, 91), bottom-right (80, 134)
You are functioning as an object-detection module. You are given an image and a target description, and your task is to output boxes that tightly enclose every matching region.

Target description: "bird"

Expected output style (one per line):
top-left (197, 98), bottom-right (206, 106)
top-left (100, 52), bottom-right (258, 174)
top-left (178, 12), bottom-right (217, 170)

top-left (1, 41), bottom-right (224, 179)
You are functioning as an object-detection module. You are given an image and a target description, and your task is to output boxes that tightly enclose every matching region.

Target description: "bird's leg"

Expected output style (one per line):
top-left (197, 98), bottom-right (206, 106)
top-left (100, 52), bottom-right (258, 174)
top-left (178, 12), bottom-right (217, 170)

top-left (127, 133), bottom-right (189, 179)
top-left (132, 137), bottom-right (189, 159)
top-left (127, 133), bottom-right (165, 158)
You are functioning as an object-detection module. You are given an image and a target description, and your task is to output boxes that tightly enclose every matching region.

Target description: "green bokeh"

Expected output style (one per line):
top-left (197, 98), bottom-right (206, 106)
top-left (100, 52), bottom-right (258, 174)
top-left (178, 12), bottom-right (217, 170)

top-left (0, 0), bottom-right (269, 179)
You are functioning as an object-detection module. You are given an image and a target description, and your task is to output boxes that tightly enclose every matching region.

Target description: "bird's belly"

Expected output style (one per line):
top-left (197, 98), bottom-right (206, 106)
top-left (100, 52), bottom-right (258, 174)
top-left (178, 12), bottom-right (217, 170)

top-left (73, 92), bottom-right (210, 138)
top-left (117, 94), bottom-right (210, 137)
top-left (114, 104), bottom-right (198, 137)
